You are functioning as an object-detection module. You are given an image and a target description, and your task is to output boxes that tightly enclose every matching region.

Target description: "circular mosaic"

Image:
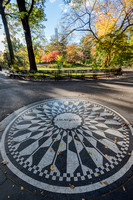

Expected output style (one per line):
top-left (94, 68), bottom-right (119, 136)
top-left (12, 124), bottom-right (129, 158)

top-left (1, 98), bottom-right (133, 194)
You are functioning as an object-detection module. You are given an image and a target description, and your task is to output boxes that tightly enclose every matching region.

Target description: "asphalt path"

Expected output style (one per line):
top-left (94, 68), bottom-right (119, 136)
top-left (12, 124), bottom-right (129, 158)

top-left (0, 70), bottom-right (133, 200)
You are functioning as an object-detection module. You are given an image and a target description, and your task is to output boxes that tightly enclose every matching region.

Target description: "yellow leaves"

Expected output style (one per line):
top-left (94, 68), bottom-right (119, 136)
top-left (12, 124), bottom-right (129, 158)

top-left (8, 196), bottom-right (10, 199)
top-left (105, 154), bottom-right (109, 158)
top-left (50, 165), bottom-right (54, 171)
top-left (21, 186), bottom-right (24, 190)
top-left (105, 146), bottom-right (108, 149)
top-left (114, 137), bottom-right (117, 144)
top-left (88, 151), bottom-right (92, 155)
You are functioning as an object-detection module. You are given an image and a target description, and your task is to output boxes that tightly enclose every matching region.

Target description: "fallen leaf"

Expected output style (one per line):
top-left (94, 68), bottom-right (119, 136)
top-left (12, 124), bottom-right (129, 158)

top-left (57, 151), bottom-right (61, 156)
top-left (96, 115), bottom-right (99, 117)
top-left (0, 130), bottom-right (3, 132)
top-left (88, 152), bottom-right (92, 155)
top-left (60, 143), bottom-right (62, 146)
top-left (115, 137), bottom-right (117, 139)
top-left (21, 186), bottom-right (24, 190)
top-left (8, 196), bottom-right (10, 199)
top-left (103, 181), bottom-right (109, 185)
top-left (50, 165), bottom-right (54, 171)
top-left (123, 186), bottom-right (126, 192)
top-left (50, 148), bottom-right (52, 152)
top-left (69, 184), bottom-right (75, 189)
top-left (1, 160), bottom-right (8, 165)
top-left (99, 181), bottom-right (103, 184)
top-left (128, 153), bottom-right (131, 156)
top-left (97, 173), bottom-right (100, 176)
top-left (114, 140), bottom-right (117, 144)
top-left (53, 138), bottom-right (56, 140)
top-left (82, 198), bottom-right (85, 200)
top-left (105, 146), bottom-right (108, 149)
top-left (11, 141), bottom-right (16, 145)
top-left (78, 150), bottom-right (80, 153)
top-left (4, 141), bottom-right (8, 143)
top-left (105, 154), bottom-right (109, 158)
top-left (75, 137), bottom-right (79, 140)
top-left (12, 185), bottom-right (15, 188)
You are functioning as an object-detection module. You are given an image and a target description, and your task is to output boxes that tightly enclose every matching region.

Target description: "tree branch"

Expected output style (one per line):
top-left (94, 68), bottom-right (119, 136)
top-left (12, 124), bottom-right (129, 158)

top-left (4, 0), bottom-right (10, 6)
top-left (28, 0), bottom-right (34, 16)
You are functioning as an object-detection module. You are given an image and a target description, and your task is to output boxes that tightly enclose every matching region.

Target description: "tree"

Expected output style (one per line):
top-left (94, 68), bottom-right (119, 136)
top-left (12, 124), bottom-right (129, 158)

top-left (63, 0), bottom-right (133, 40)
top-left (63, 0), bottom-right (133, 68)
top-left (80, 34), bottom-right (92, 60)
top-left (16, 0), bottom-right (37, 71)
top-left (14, 0), bottom-right (45, 71)
top-left (41, 51), bottom-right (60, 63)
top-left (0, 0), bottom-right (15, 65)
top-left (3, 37), bottom-right (29, 67)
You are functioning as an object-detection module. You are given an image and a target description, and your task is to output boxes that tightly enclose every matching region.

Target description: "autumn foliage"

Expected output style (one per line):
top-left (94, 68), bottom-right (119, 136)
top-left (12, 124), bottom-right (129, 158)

top-left (41, 51), bottom-right (60, 63)
top-left (67, 51), bottom-right (86, 63)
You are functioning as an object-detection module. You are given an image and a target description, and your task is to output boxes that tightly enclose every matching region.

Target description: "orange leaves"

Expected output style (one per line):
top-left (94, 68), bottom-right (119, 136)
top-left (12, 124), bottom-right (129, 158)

top-left (103, 181), bottom-right (109, 185)
top-left (40, 51), bottom-right (60, 63)
top-left (69, 184), bottom-right (75, 189)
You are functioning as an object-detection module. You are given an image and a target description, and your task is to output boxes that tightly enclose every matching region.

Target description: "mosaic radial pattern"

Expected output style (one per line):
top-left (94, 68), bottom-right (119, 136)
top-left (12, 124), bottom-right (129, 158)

top-left (1, 98), bottom-right (133, 194)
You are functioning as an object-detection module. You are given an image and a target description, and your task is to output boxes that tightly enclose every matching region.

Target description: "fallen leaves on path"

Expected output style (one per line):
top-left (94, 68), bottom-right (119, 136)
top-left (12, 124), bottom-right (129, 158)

top-left (1, 160), bottom-right (8, 165)
top-left (57, 151), bottom-right (61, 156)
top-left (69, 184), bottom-right (75, 189)
top-left (123, 186), bottom-right (126, 192)
top-left (21, 186), bottom-right (24, 190)
top-left (103, 181), bottom-right (109, 185)
top-left (50, 165), bottom-right (54, 171)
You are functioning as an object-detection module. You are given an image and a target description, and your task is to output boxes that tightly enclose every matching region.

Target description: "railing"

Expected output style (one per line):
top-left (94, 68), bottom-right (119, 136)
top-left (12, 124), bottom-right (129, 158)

top-left (6, 68), bottom-right (122, 80)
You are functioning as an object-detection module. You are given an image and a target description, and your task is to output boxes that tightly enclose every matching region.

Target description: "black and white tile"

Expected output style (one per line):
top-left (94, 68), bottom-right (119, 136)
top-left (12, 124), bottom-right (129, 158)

top-left (0, 98), bottom-right (133, 195)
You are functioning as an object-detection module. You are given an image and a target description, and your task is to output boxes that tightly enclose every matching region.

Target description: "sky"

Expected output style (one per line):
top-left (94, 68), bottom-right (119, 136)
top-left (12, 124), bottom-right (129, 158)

top-left (0, 0), bottom-right (81, 52)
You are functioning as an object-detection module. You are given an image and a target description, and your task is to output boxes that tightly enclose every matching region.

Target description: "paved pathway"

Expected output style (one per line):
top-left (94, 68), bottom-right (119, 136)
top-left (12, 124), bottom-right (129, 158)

top-left (0, 71), bottom-right (133, 200)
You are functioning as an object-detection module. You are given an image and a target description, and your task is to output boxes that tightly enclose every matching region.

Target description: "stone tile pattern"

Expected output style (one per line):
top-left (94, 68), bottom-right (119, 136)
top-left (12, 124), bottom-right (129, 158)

top-left (6, 99), bottom-right (130, 184)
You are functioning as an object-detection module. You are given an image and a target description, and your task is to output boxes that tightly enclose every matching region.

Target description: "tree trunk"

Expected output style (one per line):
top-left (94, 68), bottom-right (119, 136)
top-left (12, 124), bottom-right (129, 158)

top-left (16, 0), bottom-right (37, 71)
top-left (0, 2), bottom-right (15, 66)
